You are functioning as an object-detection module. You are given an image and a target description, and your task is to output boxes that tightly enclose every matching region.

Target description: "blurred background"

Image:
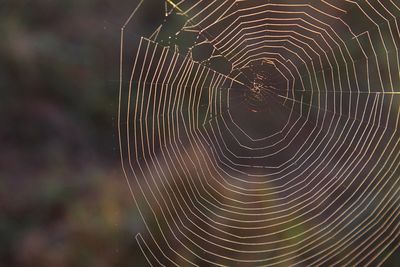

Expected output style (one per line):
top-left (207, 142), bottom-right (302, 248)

top-left (1, 0), bottom-right (400, 266)
top-left (0, 0), bottom-right (156, 266)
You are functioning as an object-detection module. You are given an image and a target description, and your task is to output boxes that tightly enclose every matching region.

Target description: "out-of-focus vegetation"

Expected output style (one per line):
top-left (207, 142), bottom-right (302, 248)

top-left (0, 0), bottom-right (149, 266)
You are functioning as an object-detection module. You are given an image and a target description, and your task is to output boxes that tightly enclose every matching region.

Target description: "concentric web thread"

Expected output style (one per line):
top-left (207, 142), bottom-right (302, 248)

top-left (118, 1), bottom-right (400, 266)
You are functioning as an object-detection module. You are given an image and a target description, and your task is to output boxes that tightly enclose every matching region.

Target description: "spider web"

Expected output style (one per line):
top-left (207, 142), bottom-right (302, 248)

top-left (118, 0), bottom-right (400, 266)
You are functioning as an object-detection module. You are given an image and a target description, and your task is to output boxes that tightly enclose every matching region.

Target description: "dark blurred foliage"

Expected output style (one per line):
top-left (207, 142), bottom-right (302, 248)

top-left (0, 0), bottom-right (151, 266)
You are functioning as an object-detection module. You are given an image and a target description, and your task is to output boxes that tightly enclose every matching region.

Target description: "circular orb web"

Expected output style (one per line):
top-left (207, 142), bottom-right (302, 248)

top-left (118, 0), bottom-right (400, 266)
